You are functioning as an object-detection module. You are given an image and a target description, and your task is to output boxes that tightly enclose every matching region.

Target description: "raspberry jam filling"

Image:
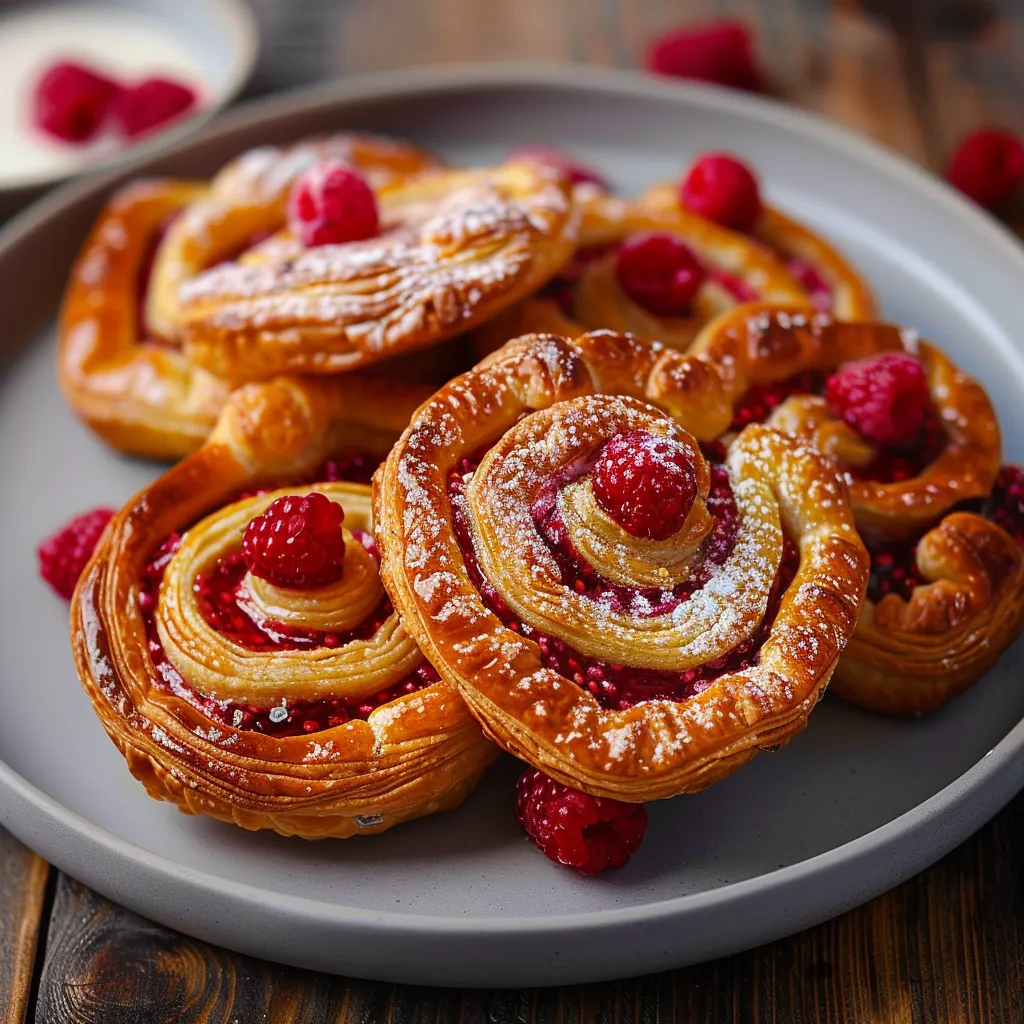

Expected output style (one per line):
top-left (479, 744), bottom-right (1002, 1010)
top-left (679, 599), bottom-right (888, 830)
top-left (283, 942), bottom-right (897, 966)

top-left (137, 467), bottom-right (431, 738)
top-left (784, 256), bottom-right (833, 311)
top-left (449, 457), bottom-right (799, 709)
top-left (730, 371), bottom-right (828, 432)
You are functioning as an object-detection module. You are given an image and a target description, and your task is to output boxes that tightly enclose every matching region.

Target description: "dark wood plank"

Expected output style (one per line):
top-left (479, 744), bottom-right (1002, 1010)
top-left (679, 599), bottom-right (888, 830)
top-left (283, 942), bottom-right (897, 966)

top-left (0, 826), bottom-right (51, 1024)
top-left (28, 789), bottom-right (1024, 1024)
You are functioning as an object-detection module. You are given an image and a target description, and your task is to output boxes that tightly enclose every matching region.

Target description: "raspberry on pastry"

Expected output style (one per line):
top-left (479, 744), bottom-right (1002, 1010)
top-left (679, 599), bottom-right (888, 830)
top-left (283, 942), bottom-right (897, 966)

top-left (69, 374), bottom-right (497, 839)
top-left (680, 153), bottom-right (762, 233)
top-left (286, 161), bottom-right (380, 246)
top-left (38, 508), bottom-right (115, 600)
top-left (614, 233), bottom-right (708, 318)
top-left (377, 331), bottom-right (868, 802)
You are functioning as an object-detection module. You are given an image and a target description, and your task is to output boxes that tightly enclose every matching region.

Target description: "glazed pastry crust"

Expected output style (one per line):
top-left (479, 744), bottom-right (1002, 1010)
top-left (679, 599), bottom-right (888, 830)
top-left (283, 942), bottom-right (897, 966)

top-left (691, 304), bottom-right (1017, 715)
top-left (690, 304), bottom-right (1001, 538)
top-left (177, 163), bottom-right (579, 383)
top-left (641, 183), bottom-right (877, 320)
top-left (70, 375), bottom-right (495, 839)
top-left (376, 331), bottom-right (868, 802)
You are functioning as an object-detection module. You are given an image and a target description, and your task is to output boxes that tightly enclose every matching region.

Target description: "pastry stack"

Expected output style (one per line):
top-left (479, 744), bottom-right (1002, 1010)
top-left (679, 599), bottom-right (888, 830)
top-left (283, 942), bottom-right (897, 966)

top-left (48, 135), bottom-right (1024, 873)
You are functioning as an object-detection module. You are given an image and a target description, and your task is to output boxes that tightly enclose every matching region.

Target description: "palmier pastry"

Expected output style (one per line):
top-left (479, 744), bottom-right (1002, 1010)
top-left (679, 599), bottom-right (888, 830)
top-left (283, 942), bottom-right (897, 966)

top-left (71, 375), bottom-right (496, 838)
top-left (641, 152), bottom-right (877, 320)
top-left (176, 163), bottom-right (578, 383)
top-left (59, 134), bottom-right (440, 460)
top-left (376, 331), bottom-right (869, 802)
top-left (475, 187), bottom-right (809, 358)
top-left (692, 304), bottom-right (1023, 715)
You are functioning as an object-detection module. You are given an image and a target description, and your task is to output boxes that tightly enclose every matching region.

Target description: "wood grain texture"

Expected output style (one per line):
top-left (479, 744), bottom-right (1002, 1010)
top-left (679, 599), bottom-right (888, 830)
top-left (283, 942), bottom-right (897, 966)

top-left (20, 0), bottom-right (1024, 1022)
top-left (0, 827), bottom-right (51, 1024)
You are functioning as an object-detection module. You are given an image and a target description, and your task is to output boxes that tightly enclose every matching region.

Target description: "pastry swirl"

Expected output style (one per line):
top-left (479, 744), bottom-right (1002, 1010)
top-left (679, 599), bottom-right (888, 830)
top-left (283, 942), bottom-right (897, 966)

top-left (70, 375), bottom-right (496, 838)
top-left (178, 163), bottom-right (579, 383)
top-left (691, 304), bottom-right (1022, 715)
top-left (376, 331), bottom-right (868, 802)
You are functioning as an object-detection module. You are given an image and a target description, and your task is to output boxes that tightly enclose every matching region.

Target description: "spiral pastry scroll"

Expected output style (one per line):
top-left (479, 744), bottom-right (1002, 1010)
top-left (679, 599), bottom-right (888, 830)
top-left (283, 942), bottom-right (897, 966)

top-left (377, 331), bottom-right (868, 802)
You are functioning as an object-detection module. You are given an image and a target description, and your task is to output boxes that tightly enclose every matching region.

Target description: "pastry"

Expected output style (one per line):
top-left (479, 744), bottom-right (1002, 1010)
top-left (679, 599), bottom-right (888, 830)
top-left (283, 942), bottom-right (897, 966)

top-left (691, 304), bottom-right (1024, 714)
top-left (375, 331), bottom-right (869, 802)
top-left (177, 162), bottom-right (578, 383)
top-left (71, 375), bottom-right (496, 838)
top-left (642, 152), bottom-right (877, 319)
top-left (59, 134), bottom-right (441, 460)
top-left (475, 187), bottom-right (809, 357)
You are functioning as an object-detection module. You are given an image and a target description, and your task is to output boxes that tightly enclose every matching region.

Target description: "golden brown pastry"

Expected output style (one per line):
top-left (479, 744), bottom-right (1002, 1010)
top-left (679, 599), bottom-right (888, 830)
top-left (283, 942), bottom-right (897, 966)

top-left (376, 331), bottom-right (868, 802)
top-left (58, 134), bottom-right (441, 460)
top-left (177, 163), bottom-right (578, 383)
top-left (690, 304), bottom-right (1024, 715)
top-left (71, 375), bottom-right (496, 838)
top-left (475, 188), bottom-right (809, 357)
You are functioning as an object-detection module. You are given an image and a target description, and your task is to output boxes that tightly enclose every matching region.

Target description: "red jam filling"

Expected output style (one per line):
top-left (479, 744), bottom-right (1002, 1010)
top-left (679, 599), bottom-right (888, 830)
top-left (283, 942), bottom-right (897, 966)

top-left (448, 457), bottom-right (799, 709)
top-left (784, 256), bottom-right (833, 311)
top-left (137, 466), bottom-right (430, 737)
top-left (729, 371), bottom-right (828, 432)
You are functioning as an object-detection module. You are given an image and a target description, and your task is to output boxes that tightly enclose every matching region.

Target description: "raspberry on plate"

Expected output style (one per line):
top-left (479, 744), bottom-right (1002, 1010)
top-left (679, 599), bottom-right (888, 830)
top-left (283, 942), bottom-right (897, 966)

top-left (946, 129), bottom-right (1024, 210)
top-left (680, 153), bottom-right (762, 233)
top-left (38, 507), bottom-right (115, 599)
top-left (825, 352), bottom-right (930, 448)
top-left (507, 144), bottom-right (607, 189)
top-left (646, 19), bottom-right (764, 92)
top-left (110, 76), bottom-right (197, 139)
top-left (615, 232), bottom-right (707, 318)
top-left (516, 768), bottom-right (648, 875)
top-left (287, 160), bottom-right (380, 248)
top-left (32, 60), bottom-right (122, 143)
top-left (242, 492), bottom-right (346, 589)
top-left (591, 428), bottom-right (699, 541)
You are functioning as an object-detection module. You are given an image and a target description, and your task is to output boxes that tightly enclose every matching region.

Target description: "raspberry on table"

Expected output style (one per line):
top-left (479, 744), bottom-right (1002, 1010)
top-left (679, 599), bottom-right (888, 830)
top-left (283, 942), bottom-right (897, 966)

top-left (946, 129), bottom-right (1024, 210)
top-left (615, 232), bottom-right (707, 318)
top-left (242, 492), bottom-right (346, 589)
top-left (591, 429), bottom-right (699, 541)
top-left (110, 76), bottom-right (197, 139)
top-left (287, 160), bottom-right (380, 248)
top-left (680, 153), bottom-right (762, 233)
top-left (515, 768), bottom-right (649, 875)
top-left (38, 507), bottom-right (116, 600)
top-left (825, 352), bottom-right (931, 448)
top-left (32, 61), bottom-right (122, 143)
top-left (507, 144), bottom-right (607, 189)
top-left (646, 19), bottom-right (764, 92)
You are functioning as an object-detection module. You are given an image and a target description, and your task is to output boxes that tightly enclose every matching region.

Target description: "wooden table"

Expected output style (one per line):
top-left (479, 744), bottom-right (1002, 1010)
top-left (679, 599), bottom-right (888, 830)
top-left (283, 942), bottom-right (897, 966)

top-left (5, 1), bottom-right (1024, 1020)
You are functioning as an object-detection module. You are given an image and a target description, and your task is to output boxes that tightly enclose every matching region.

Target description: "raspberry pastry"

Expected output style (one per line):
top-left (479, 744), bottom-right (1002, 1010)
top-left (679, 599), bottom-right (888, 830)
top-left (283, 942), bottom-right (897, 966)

top-left (475, 186), bottom-right (809, 357)
top-left (693, 305), bottom-right (1023, 714)
top-left (643, 153), bottom-right (877, 319)
top-left (70, 375), bottom-right (495, 838)
top-left (376, 331), bottom-right (868, 801)
top-left (176, 162), bottom-right (578, 383)
top-left (59, 134), bottom-right (440, 460)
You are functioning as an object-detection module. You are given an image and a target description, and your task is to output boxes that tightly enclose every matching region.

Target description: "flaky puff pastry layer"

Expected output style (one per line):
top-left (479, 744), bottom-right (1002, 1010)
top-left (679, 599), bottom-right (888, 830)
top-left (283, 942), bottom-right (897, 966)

top-left (691, 304), bottom-right (1020, 715)
top-left (640, 184), bottom-right (877, 321)
top-left (690, 304), bottom-right (1001, 539)
top-left (70, 375), bottom-right (496, 839)
top-left (376, 331), bottom-right (868, 803)
top-left (59, 134), bottom-right (440, 461)
top-left (177, 163), bottom-right (579, 383)
top-left (473, 187), bottom-right (809, 359)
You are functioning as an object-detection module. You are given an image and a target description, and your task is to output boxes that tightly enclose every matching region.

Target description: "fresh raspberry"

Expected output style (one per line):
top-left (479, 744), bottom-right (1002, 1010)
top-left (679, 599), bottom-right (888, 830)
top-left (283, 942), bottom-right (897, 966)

top-left (615, 232), bottom-right (707, 317)
top-left (241, 493), bottom-right (346, 589)
top-left (591, 429), bottom-right (698, 541)
top-left (946, 129), bottom-right (1024, 209)
top-left (981, 465), bottom-right (1024, 547)
top-left (515, 768), bottom-right (648, 875)
top-left (38, 508), bottom-right (115, 600)
top-left (32, 61), bottom-right (122, 143)
top-left (507, 145), bottom-right (607, 188)
top-left (287, 160), bottom-right (380, 247)
top-left (825, 352), bottom-right (930, 447)
top-left (109, 76), bottom-right (197, 139)
top-left (646, 20), bottom-right (763, 92)
top-left (680, 153), bottom-right (762, 233)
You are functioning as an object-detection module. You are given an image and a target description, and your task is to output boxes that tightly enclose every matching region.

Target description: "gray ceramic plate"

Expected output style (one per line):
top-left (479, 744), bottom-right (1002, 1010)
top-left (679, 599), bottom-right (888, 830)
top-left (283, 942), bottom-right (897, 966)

top-left (2, 64), bottom-right (1024, 989)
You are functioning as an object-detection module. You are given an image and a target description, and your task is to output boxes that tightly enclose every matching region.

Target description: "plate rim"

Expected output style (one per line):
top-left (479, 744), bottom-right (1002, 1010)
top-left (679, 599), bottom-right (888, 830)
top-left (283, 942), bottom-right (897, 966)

top-left (3, 58), bottom-right (1024, 961)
